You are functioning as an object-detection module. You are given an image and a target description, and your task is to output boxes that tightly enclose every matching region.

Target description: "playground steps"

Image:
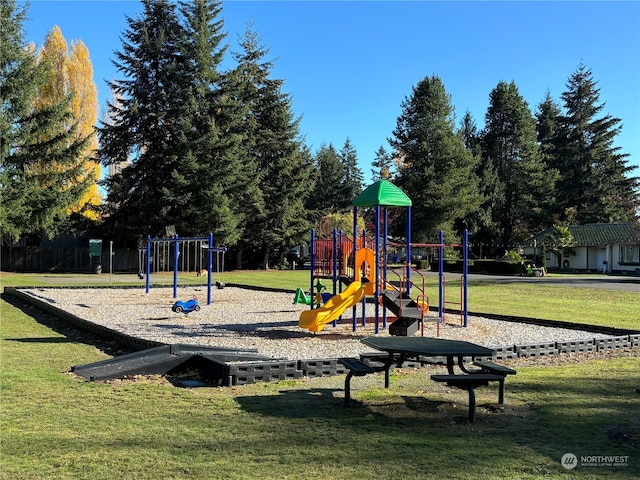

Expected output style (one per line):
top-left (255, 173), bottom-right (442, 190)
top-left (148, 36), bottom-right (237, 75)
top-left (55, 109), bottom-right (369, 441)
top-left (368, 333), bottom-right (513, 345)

top-left (382, 291), bottom-right (432, 336)
top-left (389, 318), bottom-right (420, 336)
top-left (71, 344), bottom-right (298, 386)
top-left (381, 291), bottom-right (424, 320)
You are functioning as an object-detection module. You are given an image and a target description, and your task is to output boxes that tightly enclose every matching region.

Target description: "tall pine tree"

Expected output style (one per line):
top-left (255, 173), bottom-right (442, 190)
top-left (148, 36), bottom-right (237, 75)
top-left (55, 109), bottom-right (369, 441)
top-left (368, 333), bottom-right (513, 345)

top-left (457, 111), bottom-right (491, 252)
top-left (481, 81), bottom-right (556, 250)
top-left (306, 143), bottom-right (347, 215)
top-left (371, 145), bottom-right (393, 181)
top-left (1, 0), bottom-right (90, 243)
top-left (550, 64), bottom-right (639, 224)
top-left (231, 25), bottom-right (314, 269)
top-left (459, 111), bottom-right (481, 156)
top-left (179, 0), bottom-right (249, 245)
top-left (536, 91), bottom-right (561, 164)
top-left (390, 75), bottom-right (480, 242)
top-left (339, 138), bottom-right (364, 202)
top-left (99, 0), bottom-right (206, 240)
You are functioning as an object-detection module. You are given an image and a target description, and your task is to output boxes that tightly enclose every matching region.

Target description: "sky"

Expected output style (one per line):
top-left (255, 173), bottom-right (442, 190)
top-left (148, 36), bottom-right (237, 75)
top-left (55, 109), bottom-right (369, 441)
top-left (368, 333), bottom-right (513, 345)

top-left (20, 0), bottom-right (640, 184)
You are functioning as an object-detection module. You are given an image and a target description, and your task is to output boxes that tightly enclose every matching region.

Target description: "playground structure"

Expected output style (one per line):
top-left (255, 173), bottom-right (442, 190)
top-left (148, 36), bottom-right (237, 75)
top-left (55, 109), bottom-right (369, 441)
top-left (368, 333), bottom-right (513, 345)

top-left (298, 234), bottom-right (378, 333)
top-left (388, 230), bottom-right (470, 328)
top-left (298, 180), bottom-right (469, 336)
top-left (139, 233), bottom-right (226, 305)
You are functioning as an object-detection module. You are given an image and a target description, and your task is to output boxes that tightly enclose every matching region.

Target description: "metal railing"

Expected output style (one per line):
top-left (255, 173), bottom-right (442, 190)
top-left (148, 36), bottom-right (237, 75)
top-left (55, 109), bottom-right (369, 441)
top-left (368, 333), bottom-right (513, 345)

top-left (384, 263), bottom-right (436, 336)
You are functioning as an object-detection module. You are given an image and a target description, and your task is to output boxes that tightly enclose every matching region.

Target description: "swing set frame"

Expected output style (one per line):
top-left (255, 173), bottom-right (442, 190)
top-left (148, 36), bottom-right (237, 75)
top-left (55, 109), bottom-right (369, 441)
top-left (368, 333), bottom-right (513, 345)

top-left (138, 232), bottom-right (226, 305)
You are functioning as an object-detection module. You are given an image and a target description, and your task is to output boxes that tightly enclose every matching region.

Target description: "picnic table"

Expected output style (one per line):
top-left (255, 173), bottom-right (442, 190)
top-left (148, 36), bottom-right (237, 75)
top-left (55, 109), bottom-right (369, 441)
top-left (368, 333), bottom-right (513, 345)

top-left (361, 336), bottom-right (496, 378)
top-left (338, 337), bottom-right (516, 422)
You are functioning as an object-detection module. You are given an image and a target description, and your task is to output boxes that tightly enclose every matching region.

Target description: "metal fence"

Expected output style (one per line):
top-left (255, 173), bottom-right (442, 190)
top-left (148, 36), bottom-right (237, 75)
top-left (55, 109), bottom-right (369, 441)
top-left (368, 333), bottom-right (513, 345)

top-left (1, 246), bottom-right (139, 273)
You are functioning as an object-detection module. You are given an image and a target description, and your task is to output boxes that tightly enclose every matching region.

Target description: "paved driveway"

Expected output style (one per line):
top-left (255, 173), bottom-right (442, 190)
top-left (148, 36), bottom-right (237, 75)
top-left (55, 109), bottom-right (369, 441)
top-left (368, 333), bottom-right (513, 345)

top-left (419, 272), bottom-right (640, 292)
top-left (6, 271), bottom-right (640, 293)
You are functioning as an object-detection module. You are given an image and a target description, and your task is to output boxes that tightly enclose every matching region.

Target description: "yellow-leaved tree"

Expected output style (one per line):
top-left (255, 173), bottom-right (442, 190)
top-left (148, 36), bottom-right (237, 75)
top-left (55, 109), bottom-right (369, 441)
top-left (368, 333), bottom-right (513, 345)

top-left (37, 25), bottom-right (101, 220)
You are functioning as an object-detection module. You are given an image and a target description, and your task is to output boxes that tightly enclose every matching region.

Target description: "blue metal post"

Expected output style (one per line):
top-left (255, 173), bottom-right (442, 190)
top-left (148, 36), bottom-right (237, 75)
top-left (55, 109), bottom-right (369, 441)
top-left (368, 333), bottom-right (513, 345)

top-left (352, 206), bottom-right (358, 331)
top-left (463, 229), bottom-right (469, 327)
top-left (332, 228), bottom-right (338, 327)
top-left (406, 206), bottom-right (411, 297)
top-left (374, 205), bottom-right (381, 334)
top-left (332, 228), bottom-right (338, 295)
top-left (173, 234), bottom-right (179, 299)
top-left (207, 232), bottom-right (213, 305)
top-left (438, 230), bottom-right (444, 321)
top-left (146, 235), bottom-right (151, 293)
top-left (310, 229), bottom-right (315, 310)
top-left (338, 229), bottom-right (344, 289)
top-left (383, 208), bottom-right (388, 329)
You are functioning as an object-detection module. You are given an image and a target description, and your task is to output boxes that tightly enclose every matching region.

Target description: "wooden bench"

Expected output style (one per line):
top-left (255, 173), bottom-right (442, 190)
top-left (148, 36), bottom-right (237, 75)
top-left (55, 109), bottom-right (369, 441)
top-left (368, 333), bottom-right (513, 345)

top-left (472, 360), bottom-right (516, 404)
top-left (431, 373), bottom-right (505, 422)
top-left (338, 358), bottom-right (376, 404)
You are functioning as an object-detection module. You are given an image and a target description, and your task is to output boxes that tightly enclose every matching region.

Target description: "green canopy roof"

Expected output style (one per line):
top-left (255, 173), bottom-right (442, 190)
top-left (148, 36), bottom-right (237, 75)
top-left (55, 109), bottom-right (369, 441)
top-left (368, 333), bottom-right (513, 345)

top-left (352, 180), bottom-right (412, 207)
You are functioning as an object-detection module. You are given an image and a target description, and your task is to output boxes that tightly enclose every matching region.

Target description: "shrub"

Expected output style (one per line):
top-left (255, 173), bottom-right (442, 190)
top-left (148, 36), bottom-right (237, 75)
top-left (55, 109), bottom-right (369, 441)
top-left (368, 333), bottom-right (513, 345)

top-left (504, 250), bottom-right (524, 262)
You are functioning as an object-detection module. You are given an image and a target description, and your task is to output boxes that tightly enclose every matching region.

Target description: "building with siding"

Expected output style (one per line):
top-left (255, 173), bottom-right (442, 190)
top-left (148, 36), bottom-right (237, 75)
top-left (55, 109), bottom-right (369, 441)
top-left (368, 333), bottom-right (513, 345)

top-left (519, 223), bottom-right (639, 274)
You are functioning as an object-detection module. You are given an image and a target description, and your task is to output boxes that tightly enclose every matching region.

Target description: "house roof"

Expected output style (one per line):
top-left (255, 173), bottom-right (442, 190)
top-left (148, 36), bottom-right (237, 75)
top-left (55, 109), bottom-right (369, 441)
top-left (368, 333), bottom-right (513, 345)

top-left (520, 223), bottom-right (635, 247)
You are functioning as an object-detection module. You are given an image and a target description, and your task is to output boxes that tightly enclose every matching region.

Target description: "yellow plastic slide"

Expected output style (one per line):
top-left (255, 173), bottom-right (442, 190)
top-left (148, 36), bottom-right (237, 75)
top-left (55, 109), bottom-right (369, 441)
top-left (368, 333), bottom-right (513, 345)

top-left (299, 281), bottom-right (366, 333)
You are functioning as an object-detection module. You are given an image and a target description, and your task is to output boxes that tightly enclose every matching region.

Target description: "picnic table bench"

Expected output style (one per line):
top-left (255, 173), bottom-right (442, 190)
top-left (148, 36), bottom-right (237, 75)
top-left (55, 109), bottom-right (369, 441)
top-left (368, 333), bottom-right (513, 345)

top-left (471, 360), bottom-right (517, 404)
top-left (336, 337), bottom-right (517, 422)
top-left (338, 358), bottom-right (378, 404)
top-left (430, 373), bottom-right (505, 422)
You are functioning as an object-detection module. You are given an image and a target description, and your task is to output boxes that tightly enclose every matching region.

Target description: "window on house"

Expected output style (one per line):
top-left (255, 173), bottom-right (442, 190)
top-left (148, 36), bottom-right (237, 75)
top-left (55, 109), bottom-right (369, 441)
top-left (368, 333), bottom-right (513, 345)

top-left (619, 245), bottom-right (640, 264)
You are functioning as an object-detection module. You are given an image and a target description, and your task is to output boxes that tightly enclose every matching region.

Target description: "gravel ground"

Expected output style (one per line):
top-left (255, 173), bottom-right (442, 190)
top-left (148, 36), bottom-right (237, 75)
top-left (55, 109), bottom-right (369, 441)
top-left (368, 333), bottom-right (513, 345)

top-left (17, 286), bottom-right (618, 360)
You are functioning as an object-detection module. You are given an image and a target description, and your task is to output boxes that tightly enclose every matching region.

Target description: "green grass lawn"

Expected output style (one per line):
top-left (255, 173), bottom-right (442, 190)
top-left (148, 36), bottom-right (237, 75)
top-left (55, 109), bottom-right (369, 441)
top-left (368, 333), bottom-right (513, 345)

top-left (1, 272), bottom-right (639, 479)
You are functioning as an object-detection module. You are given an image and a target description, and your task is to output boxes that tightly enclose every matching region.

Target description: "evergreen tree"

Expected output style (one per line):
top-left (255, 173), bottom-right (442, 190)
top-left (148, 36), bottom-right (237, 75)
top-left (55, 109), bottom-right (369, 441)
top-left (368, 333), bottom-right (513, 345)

top-left (469, 155), bottom-right (504, 257)
top-left (0, 0), bottom-right (89, 243)
top-left (390, 75), bottom-right (480, 242)
top-left (179, 0), bottom-right (250, 245)
top-left (459, 110), bottom-right (481, 155)
top-left (1, 0), bottom-right (32, 242)
top-left (534, 91), bottom-right (562, 223)
top-left (224, 24), bottom-right (271, 267)
top-left (551, 64), bottom-right (639, 224)
top-left (339, 138), bottom-right (364, 202)
top-left (98, 0), bottom-right (206, 240)
top-left (458, 110), bottom-right (492, 254)
top-left (371, 145), bottom-right (393, 181)
top-left (481, 81), bottom-right (556, 251)
top-left (231, 25), bottom-right (314, 269)
top-left (535, 91), bottom-right (561, 163)
top-left (306, 143), bottom-right (347, 214)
